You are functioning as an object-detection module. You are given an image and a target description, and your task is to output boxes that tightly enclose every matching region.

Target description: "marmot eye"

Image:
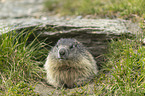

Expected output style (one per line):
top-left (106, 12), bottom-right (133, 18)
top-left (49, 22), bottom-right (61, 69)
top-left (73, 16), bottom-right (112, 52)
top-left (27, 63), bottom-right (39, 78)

top-left (69, 44), bottom-right (74, 49)
top-left (70, 44), bottom-right (77, 49)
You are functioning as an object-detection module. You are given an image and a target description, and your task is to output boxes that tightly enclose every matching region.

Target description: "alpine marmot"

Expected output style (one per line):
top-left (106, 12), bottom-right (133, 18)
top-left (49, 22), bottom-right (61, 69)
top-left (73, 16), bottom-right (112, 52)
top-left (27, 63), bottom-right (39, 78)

top-left (44, 38), bottom-right (98, 88)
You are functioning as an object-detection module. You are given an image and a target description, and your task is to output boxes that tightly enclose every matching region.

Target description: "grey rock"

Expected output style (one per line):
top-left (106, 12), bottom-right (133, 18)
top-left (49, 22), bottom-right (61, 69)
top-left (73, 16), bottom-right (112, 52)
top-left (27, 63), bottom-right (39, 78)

top-left (0, 0), bottom-right (44, 19)
top-left (0, 17), bottom-right (141, 35)
top-left (0, 0), bottom-right (141, 36)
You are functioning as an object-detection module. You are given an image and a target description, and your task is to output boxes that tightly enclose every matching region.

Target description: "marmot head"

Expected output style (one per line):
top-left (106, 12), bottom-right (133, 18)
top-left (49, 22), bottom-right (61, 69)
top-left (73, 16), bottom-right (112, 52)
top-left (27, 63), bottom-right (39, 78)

top-left (51, 38), bottom-right (85, 61)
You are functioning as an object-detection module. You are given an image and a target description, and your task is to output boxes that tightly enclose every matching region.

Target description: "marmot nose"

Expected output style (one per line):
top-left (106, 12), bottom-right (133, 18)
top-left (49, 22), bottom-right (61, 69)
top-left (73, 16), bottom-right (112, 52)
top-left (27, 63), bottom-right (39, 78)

top-left (58, 48), bottom-right (67, 59)
top-left (59, 49), bottom-right (65, 55)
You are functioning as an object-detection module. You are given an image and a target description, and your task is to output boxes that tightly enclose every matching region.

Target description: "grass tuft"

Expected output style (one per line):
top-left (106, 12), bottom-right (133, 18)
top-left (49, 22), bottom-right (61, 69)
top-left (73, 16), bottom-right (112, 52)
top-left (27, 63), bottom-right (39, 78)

top-left (0, 30), bottom-right (48, 95)
top-left (100, 38), bottom-right (145, 95)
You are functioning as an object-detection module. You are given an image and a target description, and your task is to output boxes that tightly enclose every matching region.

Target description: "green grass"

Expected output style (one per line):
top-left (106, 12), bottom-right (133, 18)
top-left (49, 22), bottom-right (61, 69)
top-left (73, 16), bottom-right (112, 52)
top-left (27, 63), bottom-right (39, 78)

top-left (101, 38), bottom-right (145, 95)
top-left (44, 0), bottom-right (145, 20)
top-left (0, 30), bottom-right (48, 95)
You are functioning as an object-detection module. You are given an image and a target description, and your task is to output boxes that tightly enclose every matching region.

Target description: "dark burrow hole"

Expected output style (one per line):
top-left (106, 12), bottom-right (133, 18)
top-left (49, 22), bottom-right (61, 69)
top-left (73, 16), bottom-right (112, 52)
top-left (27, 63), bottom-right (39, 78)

top-left (27, 30), bottom-right (132, 70)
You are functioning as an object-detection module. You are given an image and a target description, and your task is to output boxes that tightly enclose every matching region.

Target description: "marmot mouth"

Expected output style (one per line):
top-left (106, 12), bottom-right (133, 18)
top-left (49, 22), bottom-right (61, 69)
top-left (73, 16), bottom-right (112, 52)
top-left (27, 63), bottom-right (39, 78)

top-left (58, 57), bottom-right (68, 60)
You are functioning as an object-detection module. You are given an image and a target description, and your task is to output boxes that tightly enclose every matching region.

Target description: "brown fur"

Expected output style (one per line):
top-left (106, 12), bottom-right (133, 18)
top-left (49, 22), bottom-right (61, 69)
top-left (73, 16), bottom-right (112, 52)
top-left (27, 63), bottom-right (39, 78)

top-left (44, 38), bottom-right (98, 88)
